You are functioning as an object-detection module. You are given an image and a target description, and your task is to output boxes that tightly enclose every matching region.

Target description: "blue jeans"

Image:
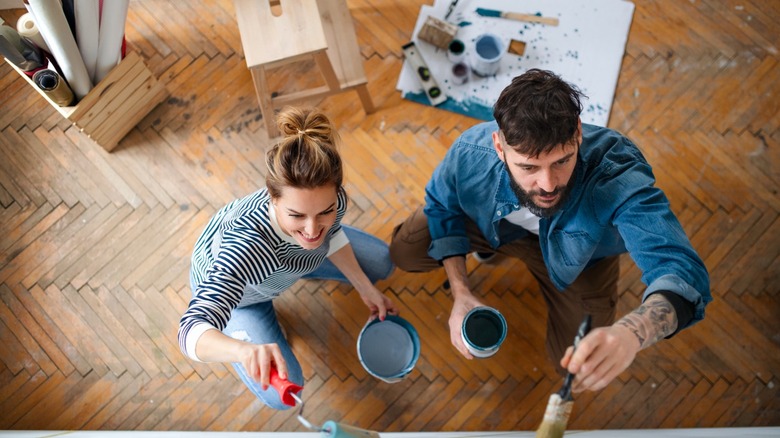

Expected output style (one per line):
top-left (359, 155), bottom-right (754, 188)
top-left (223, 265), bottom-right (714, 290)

top-left (221, 225), bottom-right (393, 410)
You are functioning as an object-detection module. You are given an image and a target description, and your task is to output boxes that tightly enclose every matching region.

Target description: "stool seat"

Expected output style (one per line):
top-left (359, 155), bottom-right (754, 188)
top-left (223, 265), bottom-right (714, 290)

top-left (233, 0), bottom-right (374, 138)
top-left (235, 0), bottom-right (327, 68)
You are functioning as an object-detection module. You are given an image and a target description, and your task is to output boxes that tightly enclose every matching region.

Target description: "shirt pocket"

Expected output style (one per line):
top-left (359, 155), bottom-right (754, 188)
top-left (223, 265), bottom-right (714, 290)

top-left (550, 230), bottom-right (597, 267)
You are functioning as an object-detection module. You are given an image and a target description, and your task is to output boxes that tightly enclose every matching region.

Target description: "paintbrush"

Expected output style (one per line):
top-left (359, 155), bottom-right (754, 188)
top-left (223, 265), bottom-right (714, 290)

top-left (535, 315), bottom-right (592, 438)
top-left (475, 7), bottom-right (559, 26)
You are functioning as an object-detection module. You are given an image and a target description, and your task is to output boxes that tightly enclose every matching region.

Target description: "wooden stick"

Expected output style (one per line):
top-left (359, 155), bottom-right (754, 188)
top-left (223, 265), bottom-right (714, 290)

top-left (502, 12), bottom-right (559, 26)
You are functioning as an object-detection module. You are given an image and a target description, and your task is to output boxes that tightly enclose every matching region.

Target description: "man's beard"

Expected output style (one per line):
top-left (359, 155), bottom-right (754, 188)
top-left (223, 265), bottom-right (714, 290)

top-left (506, 162), bottom-right (574, 218)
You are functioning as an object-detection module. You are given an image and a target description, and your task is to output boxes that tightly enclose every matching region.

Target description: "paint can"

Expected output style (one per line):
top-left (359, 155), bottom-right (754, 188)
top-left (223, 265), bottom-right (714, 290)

top-left (357, 314), bottom-right (420, 383)
top-left (451, 62), bottom-right (469, 85)
top-left (470, 33), bottom-right (505, 76)
top-left (461, 306), bottom-right (507, 358)
top-left (447, 38), bottom-right (466, 63)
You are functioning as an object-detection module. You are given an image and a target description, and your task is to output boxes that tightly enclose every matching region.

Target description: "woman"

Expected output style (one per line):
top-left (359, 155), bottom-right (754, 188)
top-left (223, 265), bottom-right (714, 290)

top-left (178, 107), bottom-right (397, 410)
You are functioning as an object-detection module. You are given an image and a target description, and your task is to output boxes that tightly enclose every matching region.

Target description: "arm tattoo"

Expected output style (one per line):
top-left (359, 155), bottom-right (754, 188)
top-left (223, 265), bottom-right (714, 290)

top-left (615, 294), bottom-right (678, 350)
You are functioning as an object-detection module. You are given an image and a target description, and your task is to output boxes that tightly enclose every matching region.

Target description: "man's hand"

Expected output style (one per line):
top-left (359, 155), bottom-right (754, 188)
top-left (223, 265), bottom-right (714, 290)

top-left (441, 255), bottom-right (486, 359)
top-left (449, 294), bottom-right (485, 359)
top-left (560, 293), bottom-right (678, 392)
top-left (559, 324), bottom-right (639, 392)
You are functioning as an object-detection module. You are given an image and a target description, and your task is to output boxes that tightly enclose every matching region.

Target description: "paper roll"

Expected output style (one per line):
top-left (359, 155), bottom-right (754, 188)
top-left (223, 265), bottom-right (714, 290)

top-left (16, 12), bottom-right (50, 53)
top-left (27, 0), bottom-right (93, 99)
top-left (94, 0), bottom-right (129, 83)
top-left (74, 0), bottom-right (99, 81)
top-left (33, 69), bottom-right (75, 107)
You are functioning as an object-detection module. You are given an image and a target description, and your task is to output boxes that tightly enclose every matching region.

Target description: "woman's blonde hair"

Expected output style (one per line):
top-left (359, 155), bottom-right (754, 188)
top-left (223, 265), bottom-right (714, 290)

top-left (265, 107), bottom-right (343, 199)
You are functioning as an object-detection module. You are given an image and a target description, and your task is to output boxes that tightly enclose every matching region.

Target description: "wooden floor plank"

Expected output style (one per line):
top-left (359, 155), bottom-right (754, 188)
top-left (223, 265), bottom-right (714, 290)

top-left (17, 203), bottom-right (103, 289)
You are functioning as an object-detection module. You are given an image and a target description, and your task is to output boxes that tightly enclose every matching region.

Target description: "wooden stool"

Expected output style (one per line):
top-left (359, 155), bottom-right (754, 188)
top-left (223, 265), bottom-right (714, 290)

top-left (233, 0), bottom-right (375, 138)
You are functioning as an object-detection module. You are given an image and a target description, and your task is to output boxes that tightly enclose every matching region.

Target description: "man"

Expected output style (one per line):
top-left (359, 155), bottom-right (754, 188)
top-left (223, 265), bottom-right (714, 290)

top-left (389, 69), bottom-right (711, 392)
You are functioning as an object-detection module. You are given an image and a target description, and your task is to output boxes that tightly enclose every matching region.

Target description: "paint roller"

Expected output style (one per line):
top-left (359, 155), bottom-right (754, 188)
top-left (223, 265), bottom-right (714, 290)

top-left (270, 364), bottom-right (380, 437)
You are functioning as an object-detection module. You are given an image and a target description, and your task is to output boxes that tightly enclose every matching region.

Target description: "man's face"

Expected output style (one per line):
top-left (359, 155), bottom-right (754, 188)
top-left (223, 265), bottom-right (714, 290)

top-left (493, 129), bottom-right (580, 218)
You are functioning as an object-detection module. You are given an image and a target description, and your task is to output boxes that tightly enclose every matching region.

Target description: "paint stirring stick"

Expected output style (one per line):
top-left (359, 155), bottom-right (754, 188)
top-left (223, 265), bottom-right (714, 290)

top-left (535, 315), bottom-right (592, 438)
top-left (476, 7), bottom-right (559, 26)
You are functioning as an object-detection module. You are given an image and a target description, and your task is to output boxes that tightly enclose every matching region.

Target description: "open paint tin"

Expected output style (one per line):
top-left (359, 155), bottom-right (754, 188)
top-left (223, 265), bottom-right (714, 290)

top-left (357, 315), bottom-right (420, 383)
top-left (461, 306), bottom-right (507, 358)
top-left (470, 33), bottom-right (506, 76)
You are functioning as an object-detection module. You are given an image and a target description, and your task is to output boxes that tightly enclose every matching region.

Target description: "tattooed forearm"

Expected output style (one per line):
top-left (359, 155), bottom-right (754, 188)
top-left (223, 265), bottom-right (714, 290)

top-left (615, 294), bottom-right (678, 350)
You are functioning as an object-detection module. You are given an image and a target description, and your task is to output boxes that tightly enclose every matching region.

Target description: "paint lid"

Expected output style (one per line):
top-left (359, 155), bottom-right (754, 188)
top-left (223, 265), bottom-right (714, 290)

top-left (357, 315), bottom-right (420, 383)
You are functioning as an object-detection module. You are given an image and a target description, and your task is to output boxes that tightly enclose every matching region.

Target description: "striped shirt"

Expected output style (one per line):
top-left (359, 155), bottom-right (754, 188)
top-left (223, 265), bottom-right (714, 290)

top-left (178, 188), bottom-right (349, 361)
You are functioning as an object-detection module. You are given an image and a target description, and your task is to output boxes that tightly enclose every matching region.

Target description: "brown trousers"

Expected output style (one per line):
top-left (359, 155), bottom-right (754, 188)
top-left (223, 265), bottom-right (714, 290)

top-left (389, 207), bottom-right (619, 374)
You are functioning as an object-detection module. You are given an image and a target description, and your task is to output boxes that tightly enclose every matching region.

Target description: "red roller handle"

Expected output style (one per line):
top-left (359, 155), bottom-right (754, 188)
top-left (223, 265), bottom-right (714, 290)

top-left (269, 366), bottom-right (302, 407)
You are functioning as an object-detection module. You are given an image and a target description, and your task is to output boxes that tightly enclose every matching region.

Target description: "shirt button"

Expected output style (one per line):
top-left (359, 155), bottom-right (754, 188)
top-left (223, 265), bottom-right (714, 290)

top-left (513, 204), bottom-right (519, 209)
top-left (496, 210), bottom-right (502, 216)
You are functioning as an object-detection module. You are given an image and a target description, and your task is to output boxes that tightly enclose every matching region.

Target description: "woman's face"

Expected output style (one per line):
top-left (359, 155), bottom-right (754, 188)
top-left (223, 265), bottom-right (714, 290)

top-left (273, 185), bottom-right (338, 250)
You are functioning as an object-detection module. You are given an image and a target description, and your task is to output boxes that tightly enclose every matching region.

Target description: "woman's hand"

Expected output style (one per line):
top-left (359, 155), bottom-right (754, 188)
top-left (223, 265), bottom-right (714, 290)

top-left (237, 342), bottom-right (288, 391)
top-left (358, 285), bottom-right (398, 320)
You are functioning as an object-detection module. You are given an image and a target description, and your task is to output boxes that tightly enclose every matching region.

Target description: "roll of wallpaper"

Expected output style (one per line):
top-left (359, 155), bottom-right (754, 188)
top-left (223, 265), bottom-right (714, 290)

top-left (26, 0), bottom-right (92, 99)
top-left (1, 17), bottom-right (25, 52)
top-left (0, 34), bottom-right (44, 73)
top-left (0, 34), bottom-right (28, 68)
top-left (94, 0), bottom-right (129, 83)
top-left (74, 0), bottom-right (99, 81)
top-left (61, 0), bottom-right (77, 38)
top-left (33, 69), bottom-right (75, 107)
top-left (16, 12), bottom-right (50, 53)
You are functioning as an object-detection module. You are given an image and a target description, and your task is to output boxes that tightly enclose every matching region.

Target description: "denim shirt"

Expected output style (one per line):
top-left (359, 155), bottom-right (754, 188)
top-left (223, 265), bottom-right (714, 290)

top-left (424, 121), bottom-right (711, 327)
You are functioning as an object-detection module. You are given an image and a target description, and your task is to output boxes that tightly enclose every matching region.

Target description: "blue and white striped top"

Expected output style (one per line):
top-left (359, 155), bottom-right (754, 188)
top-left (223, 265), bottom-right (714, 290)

top-left (178, 188), bottom-right (349, 361)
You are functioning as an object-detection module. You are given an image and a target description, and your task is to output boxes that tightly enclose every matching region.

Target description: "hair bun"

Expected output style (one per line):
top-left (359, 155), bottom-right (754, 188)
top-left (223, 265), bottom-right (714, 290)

top-left (265, 106), bottom-right (344, 199)
top-left (277, 107), bottom-right (335, 146)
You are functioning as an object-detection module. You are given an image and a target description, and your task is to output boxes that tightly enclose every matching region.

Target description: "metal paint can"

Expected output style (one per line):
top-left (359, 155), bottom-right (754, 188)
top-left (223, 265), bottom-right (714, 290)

top-left (470, 33), bottom-right (505, 76)
top-left (447, 38), bottom-right (466, 63)
top-left (451, 62), bottom-right (469, 85)
top-left (461, 306), bottom-right (507, 358)
top-left (357, 314), bottom-right (420, 383)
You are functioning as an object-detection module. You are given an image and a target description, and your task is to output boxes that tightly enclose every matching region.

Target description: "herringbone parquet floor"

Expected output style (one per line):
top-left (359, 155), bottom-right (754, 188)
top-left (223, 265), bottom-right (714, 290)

top-left (1, 0), bottom-right (778, 433)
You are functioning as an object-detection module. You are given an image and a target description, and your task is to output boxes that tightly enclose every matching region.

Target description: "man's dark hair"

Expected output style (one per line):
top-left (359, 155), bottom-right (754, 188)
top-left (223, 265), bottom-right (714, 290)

top-left (493, 69), bottom-right (585, 157)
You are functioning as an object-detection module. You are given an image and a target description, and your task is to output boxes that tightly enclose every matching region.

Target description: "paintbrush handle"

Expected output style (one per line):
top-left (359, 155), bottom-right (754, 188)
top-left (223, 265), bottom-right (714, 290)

top-left (558, 315), bottom-right (592, 400)
top-left (502, 12), bottom-right (559, 26)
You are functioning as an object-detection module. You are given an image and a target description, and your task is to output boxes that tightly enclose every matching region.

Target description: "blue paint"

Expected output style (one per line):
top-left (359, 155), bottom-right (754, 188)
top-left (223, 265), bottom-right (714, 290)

top-left (458, 21), bottom-right (472, 27)
top-left (403, 92), bottom-right (495, 121)
top-left (476, 36), bottom-right (500, 59)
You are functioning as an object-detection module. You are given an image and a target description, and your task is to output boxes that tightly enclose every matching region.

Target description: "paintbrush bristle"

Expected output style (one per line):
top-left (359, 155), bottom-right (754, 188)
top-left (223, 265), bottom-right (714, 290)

top-left (535, 393), bottom-right (573, 438)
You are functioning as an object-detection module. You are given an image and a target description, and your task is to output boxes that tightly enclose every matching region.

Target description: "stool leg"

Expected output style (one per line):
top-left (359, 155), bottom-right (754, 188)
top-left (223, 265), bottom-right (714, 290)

top-left (355, 84), bottom-right (375, 114)
top-left (313, 51), bottom-right (341, 91)
top-left (249, 66), bottom-right (279, 138)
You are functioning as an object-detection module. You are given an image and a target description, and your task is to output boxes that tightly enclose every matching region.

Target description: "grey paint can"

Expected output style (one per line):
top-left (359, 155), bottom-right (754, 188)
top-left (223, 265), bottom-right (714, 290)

top-left (357, 315), bottom-right (420, 383)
